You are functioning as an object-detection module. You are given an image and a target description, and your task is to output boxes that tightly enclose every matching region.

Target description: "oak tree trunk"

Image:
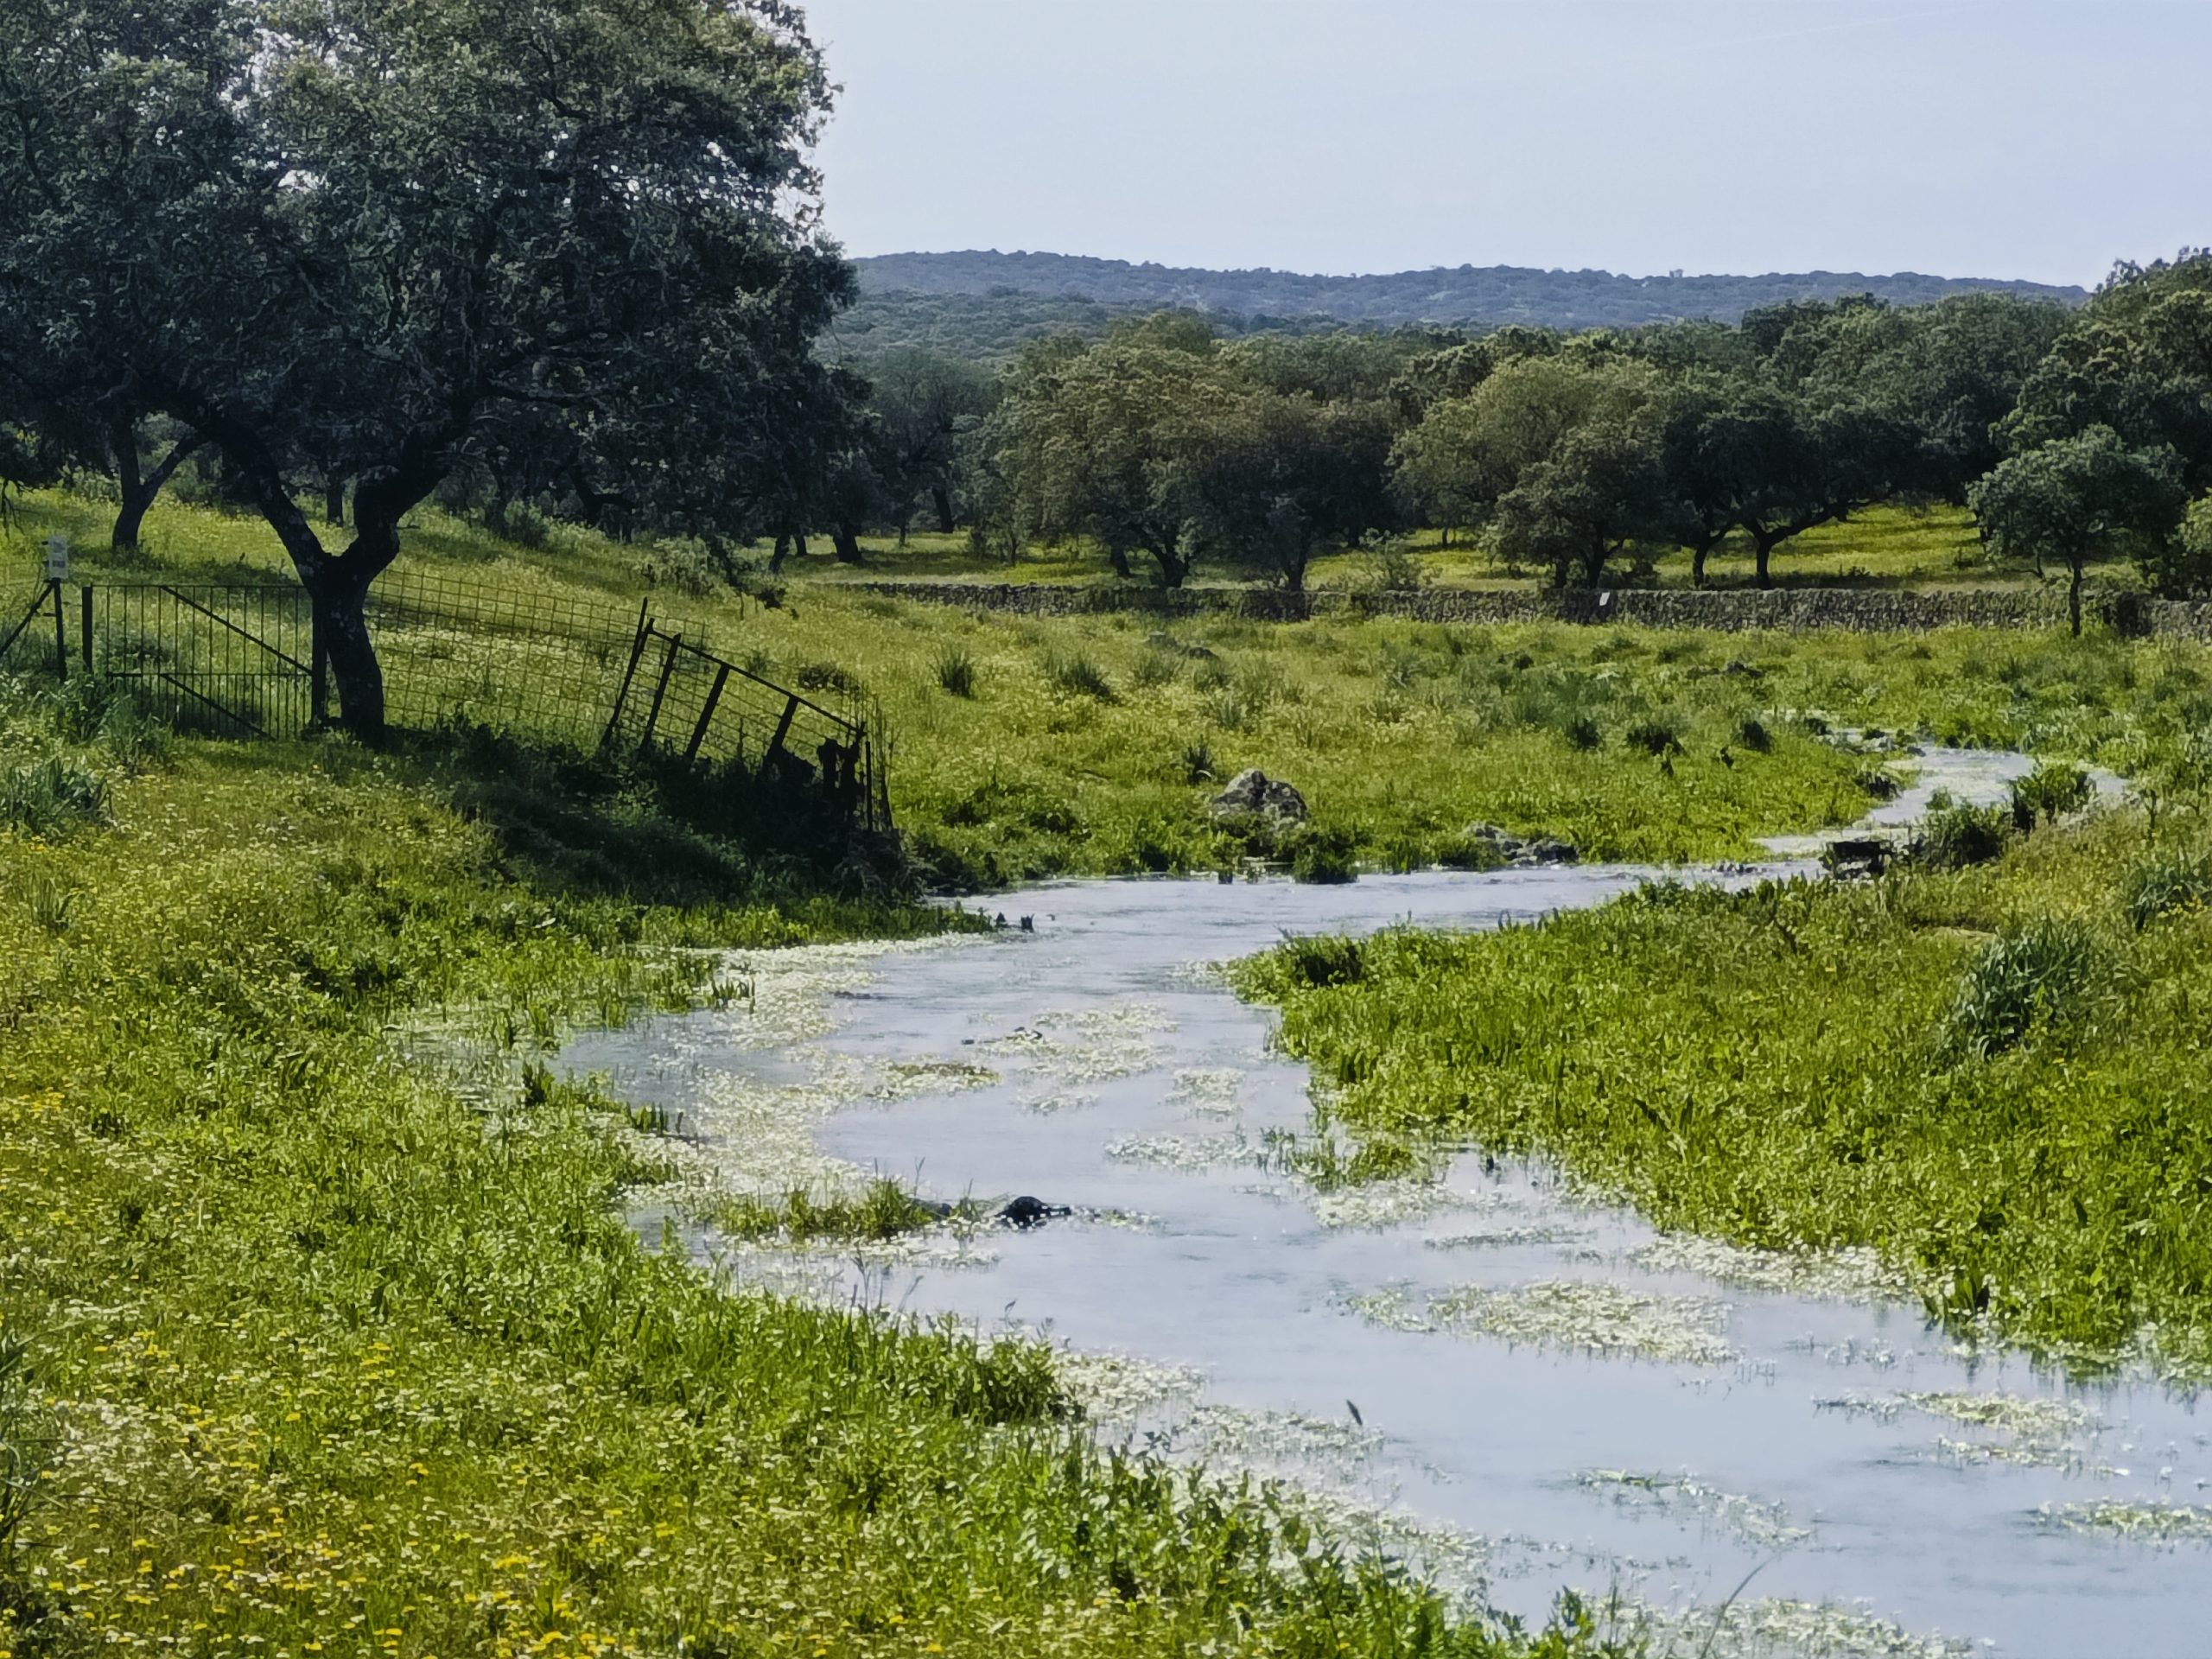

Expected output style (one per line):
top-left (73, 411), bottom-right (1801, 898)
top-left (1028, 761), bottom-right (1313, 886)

top-left (832, 522), bottom-right (864, 564)
top-left (304, 563), bottom-right (385, 733)
top-left (111, 415), bottom-right (148, 552)
top-left (932, 485), bottom-right (956, 534)
top-left (110, 420), bottom-right (205, 554)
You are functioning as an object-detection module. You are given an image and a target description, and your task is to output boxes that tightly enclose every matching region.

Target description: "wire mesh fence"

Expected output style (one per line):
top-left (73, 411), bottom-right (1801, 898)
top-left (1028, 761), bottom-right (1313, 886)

top-left (2, 563), bottom-right (887, 826)
top-left (366, 573), bottom-right (671, 748)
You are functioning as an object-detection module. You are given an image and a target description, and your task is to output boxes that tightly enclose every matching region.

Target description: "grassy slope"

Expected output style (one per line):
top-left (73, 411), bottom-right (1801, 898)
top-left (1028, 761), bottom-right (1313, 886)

top-left (10, 492), bottom-right (2193, 891)
top-left (728, 505), bottom-right (2120, 595)
top-left (1237, 804), bottom-right (2212, 1379)
top-left (0, 681), bottom-right (1609, 1659)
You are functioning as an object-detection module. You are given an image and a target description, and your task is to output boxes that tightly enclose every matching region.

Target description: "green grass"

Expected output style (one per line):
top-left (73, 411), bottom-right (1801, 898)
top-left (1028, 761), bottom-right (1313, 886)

top-left (13, 489), bottom-right (2212, 894)
top-left (9, 488), bottom-right (2140, 599)
top-left (1236, 798), bottom-right (2212, 1380)
top-left (0, 673), bottom-right (1615, 1659)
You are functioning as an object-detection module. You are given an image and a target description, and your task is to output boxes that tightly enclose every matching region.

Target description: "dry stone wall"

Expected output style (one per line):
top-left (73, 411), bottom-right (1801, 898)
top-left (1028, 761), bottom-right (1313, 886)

top-left (842, 581), bottom-right (2212, 637)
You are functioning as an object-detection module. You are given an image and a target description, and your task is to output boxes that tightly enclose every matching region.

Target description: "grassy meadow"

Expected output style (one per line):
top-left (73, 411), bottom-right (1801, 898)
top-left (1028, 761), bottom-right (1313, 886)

top-left (690, 505), bottom-right (2116, 595)
top-left (7, 490), bottom-right (2199, 891)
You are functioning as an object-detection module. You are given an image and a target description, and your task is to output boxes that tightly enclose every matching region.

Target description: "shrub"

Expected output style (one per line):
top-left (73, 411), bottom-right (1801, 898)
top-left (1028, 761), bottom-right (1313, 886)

top-left (1735, 715), bottom-right (1774, 753)
top-left (1287, 824), bottom-right (1359, 885)
top-left (0, 755), bottom-right (109, 836)
top-left (1358, 533), bottom-right (1428, 594)
top-left (23, 873), bottom-right (73, 934)
top-left (795, 661), bottom-right (863, 696)
top-left (1274, 934), bottom-right (1365, 988)
top-left (1131, 648), bottom-right (1181, 689)
top-left (639, 536), bottom-right (727, 598)
top-left (1180, 739), bottom-right (1215, 784)
top-left (1624, 716), bottom-right (1684, 758)
top-left (2008, 761), bottom-right (2092, 830)
top-left (1562, 715), bottom-right (1604, 752)
top-left (1044, 651), bottom-right (1115, 702)
top-left (1912, 800), bottom-right (2012, 869)
top-left (2125, 852), bottom-right (2212, 931)
top-left (932, 648), bottom-right (976, 698)
top-left (1942, 918), bottom-right (2099, 1059)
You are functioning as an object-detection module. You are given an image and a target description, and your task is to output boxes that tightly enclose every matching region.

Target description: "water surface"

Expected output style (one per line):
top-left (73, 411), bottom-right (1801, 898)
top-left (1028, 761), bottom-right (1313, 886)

top-left (569, 752), bottom-right (2207, 1658)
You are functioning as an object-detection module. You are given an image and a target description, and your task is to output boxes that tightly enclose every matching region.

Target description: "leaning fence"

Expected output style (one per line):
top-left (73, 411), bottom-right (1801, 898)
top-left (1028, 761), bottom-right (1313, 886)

top-left (0, 564), bottom-right (889, 830)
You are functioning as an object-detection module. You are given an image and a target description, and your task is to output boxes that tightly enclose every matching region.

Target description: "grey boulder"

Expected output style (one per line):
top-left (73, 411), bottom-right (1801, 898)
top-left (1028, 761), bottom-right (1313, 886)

top-left (1211, 768), bottom-right (1308, 823)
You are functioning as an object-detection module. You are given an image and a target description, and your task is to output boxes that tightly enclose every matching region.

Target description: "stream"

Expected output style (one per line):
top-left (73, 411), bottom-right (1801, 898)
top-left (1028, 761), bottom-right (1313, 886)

top-left (566, 749), bottom-right (2209, 1659)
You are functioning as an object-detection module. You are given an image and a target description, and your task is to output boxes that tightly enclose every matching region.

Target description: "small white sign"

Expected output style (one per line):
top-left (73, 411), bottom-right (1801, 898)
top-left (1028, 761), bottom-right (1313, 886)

top-left (43, 534), bottom-right (68, 582)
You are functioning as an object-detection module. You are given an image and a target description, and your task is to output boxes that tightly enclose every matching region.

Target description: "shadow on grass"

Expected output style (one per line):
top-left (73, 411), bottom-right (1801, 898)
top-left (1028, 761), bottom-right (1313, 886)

top-left (388, 721), bottom-right (959, 937)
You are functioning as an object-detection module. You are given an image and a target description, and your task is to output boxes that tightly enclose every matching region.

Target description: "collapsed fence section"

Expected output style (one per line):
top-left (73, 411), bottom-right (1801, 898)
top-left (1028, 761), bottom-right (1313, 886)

top-left (602, 621), bottom-right (890, 833)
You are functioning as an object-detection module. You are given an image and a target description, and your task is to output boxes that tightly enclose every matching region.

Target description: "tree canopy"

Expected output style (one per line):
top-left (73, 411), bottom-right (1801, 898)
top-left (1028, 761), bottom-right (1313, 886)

top-left (1970, 425), bottom-right (2186, 633)
top-left (0, 0), bottom-right (850, 729)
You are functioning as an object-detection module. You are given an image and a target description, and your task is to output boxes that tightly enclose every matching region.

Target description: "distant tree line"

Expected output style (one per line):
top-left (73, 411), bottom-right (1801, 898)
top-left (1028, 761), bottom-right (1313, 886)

top-left (851, 250), bottom-right (2086, 334)
top-left (913, 258), bottom-right (2212, 629)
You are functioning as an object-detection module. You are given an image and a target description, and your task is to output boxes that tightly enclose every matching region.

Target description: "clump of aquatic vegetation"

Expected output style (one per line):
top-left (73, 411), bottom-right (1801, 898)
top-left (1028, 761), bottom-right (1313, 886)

top-left (1349, 1281), bottom-right (1737, 1366)
top-left (1240, 786), bottom-right (2212, 1379)
top-left (711, 1177), bottom-right (956, 1243)
top-left (2037, 1500), bottom-right (2212, 1544)
top-left (1576, 1468), bottom-right (1809, 1551)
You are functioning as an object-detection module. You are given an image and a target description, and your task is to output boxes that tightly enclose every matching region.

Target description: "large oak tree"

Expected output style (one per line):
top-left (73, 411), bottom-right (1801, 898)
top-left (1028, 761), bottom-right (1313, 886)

top-left (0, 0), bottom-right (850, 731)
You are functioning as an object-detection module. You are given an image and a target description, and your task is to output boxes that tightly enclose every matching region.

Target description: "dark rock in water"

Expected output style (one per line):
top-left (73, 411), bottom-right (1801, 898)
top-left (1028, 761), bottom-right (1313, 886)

top-left (1516, 837), bottom-right (1578, 867)
top-left (1211, 768), bottom-right (1308, 823)
top-left (997, 1195), bottom-right (1071, 1230)
top-left (1823, 836), bottom-right (1890, 876)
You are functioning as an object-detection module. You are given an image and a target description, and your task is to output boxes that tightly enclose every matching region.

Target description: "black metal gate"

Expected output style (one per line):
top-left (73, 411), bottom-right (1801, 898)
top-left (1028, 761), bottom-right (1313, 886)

top-left (86, 582), bottom-right (315, 736)
top-left (3, 578), bottom-right (315, 735)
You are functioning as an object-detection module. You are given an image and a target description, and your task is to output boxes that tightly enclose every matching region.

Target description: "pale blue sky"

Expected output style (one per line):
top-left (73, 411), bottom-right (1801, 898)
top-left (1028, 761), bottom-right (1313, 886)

top-left (798, 0), bottom-right (2211, 286)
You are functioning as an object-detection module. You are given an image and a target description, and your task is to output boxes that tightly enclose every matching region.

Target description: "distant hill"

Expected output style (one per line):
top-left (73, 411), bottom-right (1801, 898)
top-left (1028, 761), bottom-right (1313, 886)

top-left (833, 250), bottom-right (2088, 361)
